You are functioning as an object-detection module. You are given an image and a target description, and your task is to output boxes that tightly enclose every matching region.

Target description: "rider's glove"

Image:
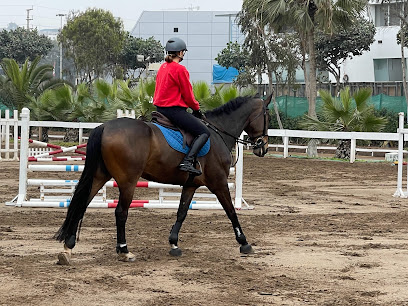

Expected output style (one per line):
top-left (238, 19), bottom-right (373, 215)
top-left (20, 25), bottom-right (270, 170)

top-left (192, 109), bottom-right (205, 119)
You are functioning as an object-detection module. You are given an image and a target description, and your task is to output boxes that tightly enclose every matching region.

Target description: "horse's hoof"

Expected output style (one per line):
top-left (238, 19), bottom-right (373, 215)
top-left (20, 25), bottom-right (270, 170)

top-left (57, 252), bottom-right (71, 265)
top-left (169, 248), bottom-right (182, 257)
top-left (118, 251), bottom-right (136, 262)
top-left (240, 244), bottom-right (254, 254)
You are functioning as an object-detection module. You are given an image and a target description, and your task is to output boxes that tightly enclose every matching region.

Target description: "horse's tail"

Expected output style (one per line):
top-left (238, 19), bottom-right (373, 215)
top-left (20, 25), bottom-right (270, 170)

top-left (54, 125), bottom-right (106, 243)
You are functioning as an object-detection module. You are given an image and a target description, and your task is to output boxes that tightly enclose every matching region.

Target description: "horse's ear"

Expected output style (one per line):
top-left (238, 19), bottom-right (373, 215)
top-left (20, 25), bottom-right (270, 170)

top-left (263, 93), bottom-right (273, 107)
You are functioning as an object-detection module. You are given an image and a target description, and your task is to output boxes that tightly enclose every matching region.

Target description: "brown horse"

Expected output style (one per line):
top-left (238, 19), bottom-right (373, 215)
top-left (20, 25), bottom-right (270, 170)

top-left (55, 95), bottom-right (272, 265)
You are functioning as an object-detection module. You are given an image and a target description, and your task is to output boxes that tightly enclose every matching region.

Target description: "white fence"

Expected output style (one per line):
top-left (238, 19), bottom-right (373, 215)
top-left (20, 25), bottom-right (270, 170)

top-left (0, 110), bottom-right (19, 160)
top-left (0, 108), bottom-right (406, 163)
top-left (266, 129), bottom-right (401, 163)
top-left (3, 108), bottom-right (408, 204)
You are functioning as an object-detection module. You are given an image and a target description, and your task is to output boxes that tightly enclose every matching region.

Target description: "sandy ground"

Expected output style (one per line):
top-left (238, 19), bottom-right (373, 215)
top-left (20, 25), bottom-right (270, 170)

top-left (1, 153), bottom-right (408, 305)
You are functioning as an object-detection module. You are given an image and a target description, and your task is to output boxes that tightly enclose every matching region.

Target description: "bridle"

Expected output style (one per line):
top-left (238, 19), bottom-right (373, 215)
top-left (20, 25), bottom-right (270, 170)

top-left (246, 101), bottom-right (269, 156)
top-left (204, 99), bottom-right (269, 152)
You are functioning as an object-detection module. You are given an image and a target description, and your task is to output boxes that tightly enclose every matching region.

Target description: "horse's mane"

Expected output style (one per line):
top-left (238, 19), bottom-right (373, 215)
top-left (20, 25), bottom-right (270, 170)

top-left (204, 96), bottom-right (254, 118)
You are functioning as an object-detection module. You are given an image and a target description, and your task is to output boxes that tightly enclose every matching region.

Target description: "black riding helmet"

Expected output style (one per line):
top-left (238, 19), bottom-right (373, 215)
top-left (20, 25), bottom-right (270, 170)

top-left (165, 37), bottom-right (187, 53)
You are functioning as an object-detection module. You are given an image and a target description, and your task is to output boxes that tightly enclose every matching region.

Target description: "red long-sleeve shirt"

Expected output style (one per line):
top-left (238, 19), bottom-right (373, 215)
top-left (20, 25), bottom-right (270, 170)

top-left (153, 61), bottom-right (200, 111)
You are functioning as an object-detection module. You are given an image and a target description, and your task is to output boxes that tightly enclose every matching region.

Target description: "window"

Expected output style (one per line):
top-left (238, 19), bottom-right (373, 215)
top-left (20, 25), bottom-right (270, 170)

top-left (374, 58), bottom-right (407, 81)
top-left (173, 27), bottom-right (178, 33)
top-left (374, 2), bottom-right (404, 26)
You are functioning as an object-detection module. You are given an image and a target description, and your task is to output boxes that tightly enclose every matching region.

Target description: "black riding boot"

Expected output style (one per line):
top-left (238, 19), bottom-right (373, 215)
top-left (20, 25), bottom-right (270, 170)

top-left (179, 134), bottom-right (209, 176)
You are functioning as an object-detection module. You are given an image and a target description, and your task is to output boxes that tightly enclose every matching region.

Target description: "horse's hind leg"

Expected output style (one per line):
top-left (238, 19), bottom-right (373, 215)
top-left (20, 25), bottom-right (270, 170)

top-left (169, 185), bottom-right (198, 256)
top-left (115, 183), bottom-right (136, 262)
top-left (58, 170), bottom-right (111, 265)
top-left (209, 182), bottom-right (254, 255)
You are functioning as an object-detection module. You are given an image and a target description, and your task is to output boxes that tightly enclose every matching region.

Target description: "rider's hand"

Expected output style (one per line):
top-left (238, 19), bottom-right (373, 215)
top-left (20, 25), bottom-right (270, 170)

top-left (192, 109), bottom-right (205, 119)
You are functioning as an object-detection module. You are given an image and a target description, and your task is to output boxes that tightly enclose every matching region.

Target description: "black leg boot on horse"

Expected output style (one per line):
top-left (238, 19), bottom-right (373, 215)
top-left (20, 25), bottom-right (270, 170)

top-left (178, 134), bottom-right (209, 176)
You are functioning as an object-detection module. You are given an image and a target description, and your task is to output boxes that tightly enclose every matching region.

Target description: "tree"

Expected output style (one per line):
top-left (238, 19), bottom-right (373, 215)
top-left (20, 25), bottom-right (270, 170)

top-left (58, 8), bottom-right (127, 83)
top-left (216, 41), bottom-right (250, 73)
top-left (0, 27), bottom-right (53, 64)
top-left (300, 87), bottom-right (387, 159)
top-left (315, 17), bottom-right (375, 95)
top-left (119, 35), bottom-right (164, 80)
top-left (395, 1), bottom-right (408, 121)
top-left (0, 57), bottom-right (67, 111)
top-left (242, 0), bottom-right (368, 156)
top-left (237, 8), bottom-right (301, 96)
top-left (215, 42), bottom-right (254, 87)
top-left (192, 82), bottom-right (256, 111)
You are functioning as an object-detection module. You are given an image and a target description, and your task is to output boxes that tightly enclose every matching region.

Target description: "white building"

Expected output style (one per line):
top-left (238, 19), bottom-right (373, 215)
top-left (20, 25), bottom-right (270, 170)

top-left (130, 10), bottom-right (243, 84)
top-left (339, 0), bottom-right (407, 84)
top-left (131, 3), bottom-right (407, 88)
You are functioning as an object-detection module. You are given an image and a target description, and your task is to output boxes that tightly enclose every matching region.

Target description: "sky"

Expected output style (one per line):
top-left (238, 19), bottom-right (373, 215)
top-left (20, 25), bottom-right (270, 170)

top-left (0, 0), bottom-right (243, 32)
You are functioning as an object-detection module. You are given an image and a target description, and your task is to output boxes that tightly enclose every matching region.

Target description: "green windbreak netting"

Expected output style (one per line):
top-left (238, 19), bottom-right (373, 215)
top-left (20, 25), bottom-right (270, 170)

top-left (271, 94), bottom-right (407, 117)
top-left (0, 102), bottom-right (15, 117)
top-left (370, 94), bottom-right (407, 113)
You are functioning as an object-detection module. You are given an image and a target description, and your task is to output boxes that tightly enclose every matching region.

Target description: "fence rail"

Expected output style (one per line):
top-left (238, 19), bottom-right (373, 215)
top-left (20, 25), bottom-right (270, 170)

top-left (0, 108), bottom-right (406, 163)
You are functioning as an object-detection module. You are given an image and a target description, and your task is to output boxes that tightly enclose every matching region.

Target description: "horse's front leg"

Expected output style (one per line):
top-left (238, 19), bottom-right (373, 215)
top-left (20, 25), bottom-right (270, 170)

top-left (169, 185), bottom-right (197, 256)
top-left (115, 186), bottom-right (136, 262)
top-left (211, 183), bottom-right (254, 254)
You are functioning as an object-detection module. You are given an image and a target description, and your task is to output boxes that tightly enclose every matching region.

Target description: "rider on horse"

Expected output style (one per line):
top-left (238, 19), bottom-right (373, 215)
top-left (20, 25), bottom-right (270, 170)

top-left (153, 37), bottom-right (210, 176)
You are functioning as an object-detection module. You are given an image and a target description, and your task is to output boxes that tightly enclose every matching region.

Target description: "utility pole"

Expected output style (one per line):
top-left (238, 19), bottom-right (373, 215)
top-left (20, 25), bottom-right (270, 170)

top-left (26, 7), bottom-right (33, 30)
top-left (56, 14), bottom-right (66, 79)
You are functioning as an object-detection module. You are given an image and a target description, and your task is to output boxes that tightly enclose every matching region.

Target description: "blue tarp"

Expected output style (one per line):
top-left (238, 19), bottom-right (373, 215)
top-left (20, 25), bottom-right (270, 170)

top-left (212, 64), bottom-right (238, 84)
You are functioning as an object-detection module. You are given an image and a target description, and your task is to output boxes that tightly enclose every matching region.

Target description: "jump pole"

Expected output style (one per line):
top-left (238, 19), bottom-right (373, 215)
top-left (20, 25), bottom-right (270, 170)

top-left (10, 108), bottom-right (248, 209)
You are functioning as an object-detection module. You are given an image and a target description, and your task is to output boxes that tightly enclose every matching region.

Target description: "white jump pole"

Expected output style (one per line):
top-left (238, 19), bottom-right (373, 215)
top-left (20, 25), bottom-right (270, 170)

top-left (16, 108), bottom-right (30, 206)
top-left (10, 109), bottom-right (246, 209)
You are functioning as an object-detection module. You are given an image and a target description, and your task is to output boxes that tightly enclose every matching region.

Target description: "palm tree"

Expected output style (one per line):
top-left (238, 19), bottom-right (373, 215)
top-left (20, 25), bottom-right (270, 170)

top-left (242, 0), bottom-right (368, 156)
top-left (301, 87), bottom-right (387, 159)
top-left (243, 0), bottom-right (367, 117)
top-left (194, 82), bottom-right (250, 111)
top-left (0, 57), bottom-right (67, 111)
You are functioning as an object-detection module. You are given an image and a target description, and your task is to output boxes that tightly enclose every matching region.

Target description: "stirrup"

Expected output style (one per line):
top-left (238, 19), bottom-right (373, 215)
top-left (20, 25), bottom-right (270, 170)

top-left (179, 162), bottom-right (202, 175)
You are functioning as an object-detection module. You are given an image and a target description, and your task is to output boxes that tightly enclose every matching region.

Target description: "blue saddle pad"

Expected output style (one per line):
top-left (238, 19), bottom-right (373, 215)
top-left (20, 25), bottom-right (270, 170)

top-left (153, 123), bottom-right (210, 157)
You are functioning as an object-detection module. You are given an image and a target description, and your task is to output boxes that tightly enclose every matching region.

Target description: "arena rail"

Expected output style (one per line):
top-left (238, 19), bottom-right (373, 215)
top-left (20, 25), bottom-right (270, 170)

top-left (7, 108), bottom-right (247, 210)
top-left (266, 129), bottom-right (401, 163)
top-left (0, 109), bottom-right (19, 161)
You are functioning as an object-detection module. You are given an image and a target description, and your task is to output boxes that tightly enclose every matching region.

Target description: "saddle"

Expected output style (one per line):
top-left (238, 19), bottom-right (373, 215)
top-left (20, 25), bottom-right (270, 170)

top-left (151, 111), bottom-right (194, 148)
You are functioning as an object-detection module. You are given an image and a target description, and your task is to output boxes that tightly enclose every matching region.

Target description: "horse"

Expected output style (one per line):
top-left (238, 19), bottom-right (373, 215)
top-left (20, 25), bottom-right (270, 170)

top-left (55, 94), bottom-right (272, 265)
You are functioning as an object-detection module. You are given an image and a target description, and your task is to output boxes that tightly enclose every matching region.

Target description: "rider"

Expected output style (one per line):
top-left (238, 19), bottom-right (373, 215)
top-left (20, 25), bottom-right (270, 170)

top-left (153, 37), bottom-right (210, 176)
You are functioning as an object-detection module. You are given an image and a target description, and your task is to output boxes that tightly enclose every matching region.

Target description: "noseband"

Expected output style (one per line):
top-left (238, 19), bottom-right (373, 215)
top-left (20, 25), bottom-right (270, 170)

top-left (247, 102), bottom-right (269, 154)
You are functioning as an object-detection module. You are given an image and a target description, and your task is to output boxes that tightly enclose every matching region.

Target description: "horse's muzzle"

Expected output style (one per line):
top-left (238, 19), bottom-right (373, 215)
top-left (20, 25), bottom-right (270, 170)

top-left (252, 137), bottom-right (268, 157)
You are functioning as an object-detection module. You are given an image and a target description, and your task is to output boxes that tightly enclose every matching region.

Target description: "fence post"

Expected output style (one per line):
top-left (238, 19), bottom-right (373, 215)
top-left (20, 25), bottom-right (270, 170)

top-left (5, 110), bottom-right (10, 160)
top-left (16, 108), bottom-right (30, 206)
top-left (394, 112), bottom-right (405, 197)
top-left (234, 134), bottom-right (244, 209)
top-left (79, 128), bottom-right (83, 145)
top-left (283, 136), bottom-right (289, 158)
top-left (13, 110), bottom-right (18, 160)
top-left (350, 137), bottom-right (356, 163)
top-left (0, 110), bottom-right (3, 160)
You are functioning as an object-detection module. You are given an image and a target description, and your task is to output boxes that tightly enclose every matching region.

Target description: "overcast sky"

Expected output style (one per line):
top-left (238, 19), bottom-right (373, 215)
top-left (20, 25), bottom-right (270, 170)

top-left (0, 0), bottom-right (243, 31)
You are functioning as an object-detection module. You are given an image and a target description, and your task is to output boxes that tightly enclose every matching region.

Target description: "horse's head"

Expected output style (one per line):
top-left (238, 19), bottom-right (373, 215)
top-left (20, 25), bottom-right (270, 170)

top-left (245, 94), bottom-right (272, 157)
